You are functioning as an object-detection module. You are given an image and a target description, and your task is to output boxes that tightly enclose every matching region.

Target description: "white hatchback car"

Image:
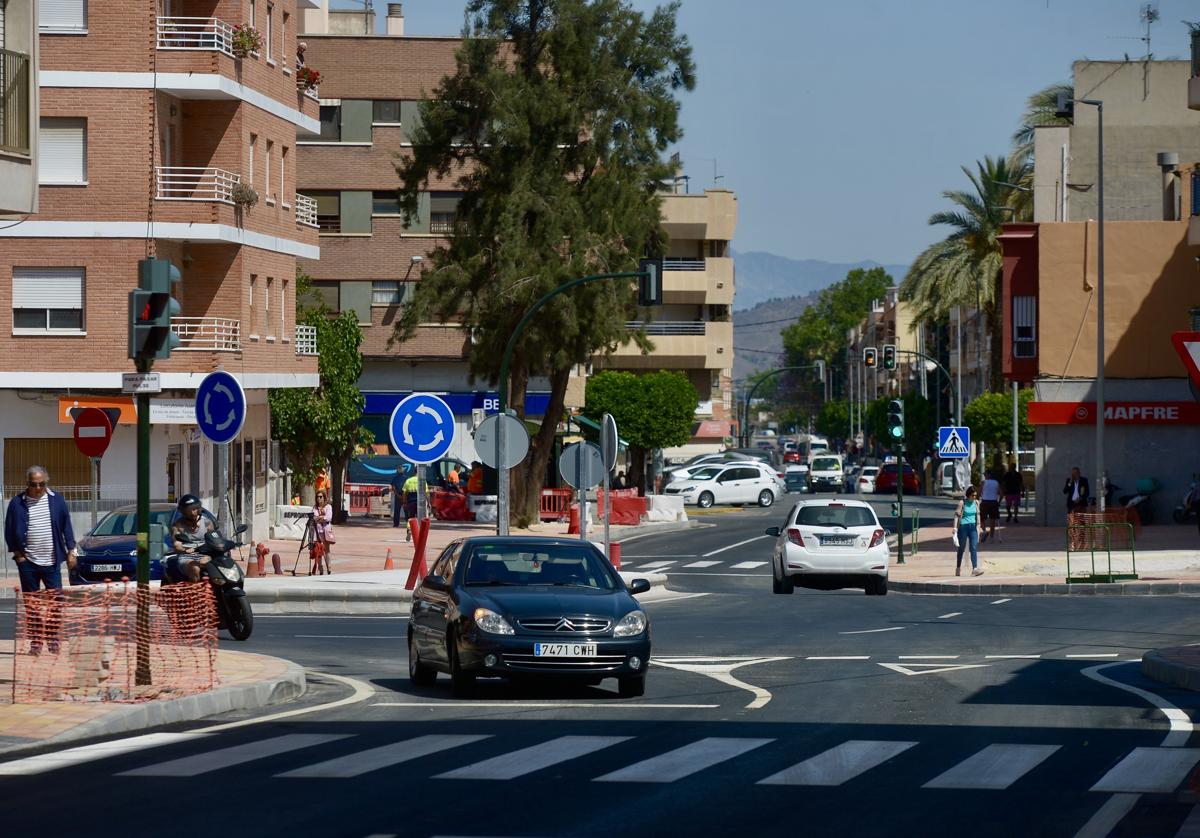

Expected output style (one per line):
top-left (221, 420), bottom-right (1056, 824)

top-left (766, 498), bottom-right (890, 595)
top-left (664, 463), bottom-right (780, 509)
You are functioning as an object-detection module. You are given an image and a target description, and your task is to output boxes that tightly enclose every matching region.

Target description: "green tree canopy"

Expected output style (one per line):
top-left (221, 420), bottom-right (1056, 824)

top-left (582, 370), bottom-right (698, 494)
top-left (392, 0), bottom-right (694, 526)
top-left (781, 267), bottom-right (894, 373)
top-left (962, 388), bottom-right (1035, 447)
top-left (813, 399), bottom-right (850, 442)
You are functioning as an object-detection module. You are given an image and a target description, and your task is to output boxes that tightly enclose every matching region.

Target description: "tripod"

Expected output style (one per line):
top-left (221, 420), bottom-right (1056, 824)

top-left (291, 512), bottom-right (329, 576)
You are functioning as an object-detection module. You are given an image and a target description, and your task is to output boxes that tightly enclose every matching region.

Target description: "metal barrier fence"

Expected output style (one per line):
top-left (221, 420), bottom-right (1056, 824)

top-left (10, 583), bottom-right (218, 703)
top-left (1065, 522), bottom-right (1138, 584)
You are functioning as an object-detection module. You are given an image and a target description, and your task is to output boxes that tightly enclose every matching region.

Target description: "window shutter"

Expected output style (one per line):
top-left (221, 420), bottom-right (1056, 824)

top-left (39, 0), bottom-right (86, 30)
top-left (39, 118), bottom-right (86, 184)
top-left (429, 192), bottom-right (461, 214)
top-left (1013, 295), bottom-right (1036, 358)
top-left (13, 267), bottom-right (84, 308)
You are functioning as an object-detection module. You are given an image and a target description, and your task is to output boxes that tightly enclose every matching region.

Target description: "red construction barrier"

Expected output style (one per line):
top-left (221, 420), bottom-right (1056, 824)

top-left (540, 489), bottom-right (574, 521)
top-left (596, 492), bottom-right (648, 525)
top-left (431, 489), bottom-right (472, 521)
top-left (347, 484), bottom-right (389, 516)
top-left (404, 517), bottom-right (432, 590)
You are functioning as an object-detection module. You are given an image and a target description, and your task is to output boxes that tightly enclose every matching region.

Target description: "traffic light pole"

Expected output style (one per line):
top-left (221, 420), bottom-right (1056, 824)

top-left (896, 440), bottom-right (905, 565)
top-left (895, 349), bottom-right (958, 423)
top-left (134, 359), bottom-right (152, 686)
top-left (741, 365), bottom-right (820, 447)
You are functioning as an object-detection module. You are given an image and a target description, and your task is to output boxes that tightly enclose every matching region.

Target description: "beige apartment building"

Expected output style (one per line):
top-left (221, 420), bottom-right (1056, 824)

top-left (0, 0), bottom-right (320, 541)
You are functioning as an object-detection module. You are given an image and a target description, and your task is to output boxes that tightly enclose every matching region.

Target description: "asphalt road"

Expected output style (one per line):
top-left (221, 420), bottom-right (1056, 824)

top-left (3, 496), bottom-right (1200, 838)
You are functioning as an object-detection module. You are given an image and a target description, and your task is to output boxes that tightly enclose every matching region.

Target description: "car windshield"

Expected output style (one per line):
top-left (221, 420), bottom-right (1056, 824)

top-left (862, 467), bottom-right (880, 476)
top-left (463, 544), bottom-right (618, 590)
top-left (92, 509), bottom-right (176, 536)
top-left (688, 466), bottom-right (723, 481)
top-left (796, 505), bottom-right (877, 528)
top-left (812, 457), bottom-right (841, 471)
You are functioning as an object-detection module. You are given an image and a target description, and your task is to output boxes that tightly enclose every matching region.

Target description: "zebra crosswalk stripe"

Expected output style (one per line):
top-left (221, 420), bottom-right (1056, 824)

top-left (117, 734), bottom-right (351, 777)
top-left (593, 737), bottom-right (772, 783)
top-left (277, 735), bottom-right (491, 779)
top-left (682, 560), bottom-right (721, 568)
top-left (1089, 747), bottom-right (1200, 793)
top-left (0, 733), bottom-right (208, 776)
top-left (436, 736), bottom-right (631, 780)
top-left (922, 744), bottom-right (1060, 790)
top-left (729, 561), bottom-right (767, 570)
top-left (757, 740), bottom-right (917, 786)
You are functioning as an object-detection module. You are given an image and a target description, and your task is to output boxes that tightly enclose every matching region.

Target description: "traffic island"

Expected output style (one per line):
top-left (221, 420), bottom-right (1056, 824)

top-left (1141, 646), bottom-right (1200, 692)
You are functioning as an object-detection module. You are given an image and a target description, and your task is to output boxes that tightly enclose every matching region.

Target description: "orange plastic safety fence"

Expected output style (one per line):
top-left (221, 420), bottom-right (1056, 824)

top-left (11, 583), bottom-right (218, 704)
top-left (1068, 511), bottom-right (1140, 546)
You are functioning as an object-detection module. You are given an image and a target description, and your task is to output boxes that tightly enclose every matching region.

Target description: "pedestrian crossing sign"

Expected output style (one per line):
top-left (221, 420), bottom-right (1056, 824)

top-left (938, 426), bottom-right (970, 459)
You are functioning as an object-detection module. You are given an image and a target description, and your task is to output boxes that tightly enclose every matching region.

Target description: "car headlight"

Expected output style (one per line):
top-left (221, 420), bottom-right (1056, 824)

top-left (473, 608), bottom-right (515, 635)
top-left (680, 485), bottom-right (697, 494)
top-left (219, 563), bottom-right (243, 582)
top-left (613, 610), bottom-right (647, 637)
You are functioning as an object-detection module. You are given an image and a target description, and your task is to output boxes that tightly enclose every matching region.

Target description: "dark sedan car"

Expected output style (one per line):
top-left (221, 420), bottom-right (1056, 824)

top-left (71, 503), bottom-right (178, 583)
top-left (408, 536), bottom-right (652, 698)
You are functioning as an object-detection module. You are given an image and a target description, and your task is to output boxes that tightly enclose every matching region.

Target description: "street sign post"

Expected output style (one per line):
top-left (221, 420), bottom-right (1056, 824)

top-left (390, 393), bottom-right (457, 523)
top-left (559, 442), bottom-right (605, 542)
top-left (938, 426), bottom-right (971, 459)
top-left (74, 407), bottom-right (113, 529)
top-left (473, 413), bottom-right (529, 470)
top-left (600, 413), bottom-right (618, 561)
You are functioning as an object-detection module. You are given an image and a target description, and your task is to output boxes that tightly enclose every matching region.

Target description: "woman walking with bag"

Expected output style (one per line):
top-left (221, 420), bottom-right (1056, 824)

top-left (954, 486), bottom-right (984, 577)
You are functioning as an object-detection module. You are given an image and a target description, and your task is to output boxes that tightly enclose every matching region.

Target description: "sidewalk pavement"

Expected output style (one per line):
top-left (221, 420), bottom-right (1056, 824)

top-left (0, 641), bottom-right (304, 756)
top-left (889, 517), bottom-right (1200, 595)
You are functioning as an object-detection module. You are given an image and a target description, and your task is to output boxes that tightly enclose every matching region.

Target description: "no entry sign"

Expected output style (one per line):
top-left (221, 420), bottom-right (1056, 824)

top-left (73, 407), bottom-right (113, 458)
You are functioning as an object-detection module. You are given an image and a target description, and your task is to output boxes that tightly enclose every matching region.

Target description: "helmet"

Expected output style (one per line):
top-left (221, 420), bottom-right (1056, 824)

top-left (177, 493), bottom-right (202, 513)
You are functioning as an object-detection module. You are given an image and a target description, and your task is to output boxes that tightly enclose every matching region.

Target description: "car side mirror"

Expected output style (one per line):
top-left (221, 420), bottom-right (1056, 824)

top-left (423, 574), bottom-right (447, 591)
top-left (628, 578), bottom-right (651, 596)
top-left (765, 526), bottom-right (780, 537)
top-left (236, 524), bottom-right (249, 534)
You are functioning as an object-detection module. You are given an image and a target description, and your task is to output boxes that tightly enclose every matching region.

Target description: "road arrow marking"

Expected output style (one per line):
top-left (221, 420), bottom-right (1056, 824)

top-left (839, 626), bottom-right (906, 635)
top-left (651, 656), bottom-right (791, 709)
top-left (877, 662), bottom-right (990, 676)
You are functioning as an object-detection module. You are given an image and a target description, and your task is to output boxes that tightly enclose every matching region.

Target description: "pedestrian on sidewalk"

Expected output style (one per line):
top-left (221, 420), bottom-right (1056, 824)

top-left (390, 465), bottom-right (406, 528)
top-left (312, 491), bottom-right (335, 574)
top-left (1003, 466), bottom-right (1024, 523)
top-left (953, 486), bottom-right (983, 577)
top-left (403, 472), bottom-right (420, 541)
top-left (4, 465), bottom-right (76, 654)
top-left (1064, 467), bottom-right (1090, 516)
top-left (980, 471), bottom-right (1002, 543)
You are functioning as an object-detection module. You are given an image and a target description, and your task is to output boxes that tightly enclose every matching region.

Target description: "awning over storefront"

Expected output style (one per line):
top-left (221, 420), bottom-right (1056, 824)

top-left (57, 396), bottom-right (137, 425)
top-left (693, 419), bottom-right (732, 438)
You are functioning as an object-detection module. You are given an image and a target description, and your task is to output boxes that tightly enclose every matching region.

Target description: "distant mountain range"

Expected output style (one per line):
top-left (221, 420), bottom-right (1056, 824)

top-left (733, 250), bottom-right (910, 312)
top-left (730, 251), bottom-right (910, 381)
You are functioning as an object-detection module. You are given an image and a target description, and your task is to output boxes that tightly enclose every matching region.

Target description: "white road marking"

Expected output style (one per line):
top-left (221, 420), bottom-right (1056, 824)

top-left (898, 655), bottom-right (959, 660)
top-left (839, 626), bottom-right (905, 635)
top-left (621, 555), bottom-right (696, 559)
top-left (682, 560), bottom-right (722, 568)
top-left (200, 670), bottom-right (376, 734)
top-left (278, 735), bottom-right (489, 778)
top-left (758, 740), bottom-right (917, 786)
top-left (702, 535), bottom-right (769, 557)
top-left (938, 612), bottom-right (963, 619)
top-left (1090, 748), bottom-right (1200, 793)
top-left (635, 561), bottom-right (676, 569)
top-left (437, 736), bottom-right (631, 780)
top-left (1074, 793), bottom-right (1141, 838)
top-left (293, 635), bottom-right (404, 639)
top-left (878, 662), bottom-right (990, 677)
top-left (0, 733), bottom-right (208, 776)
top-left (1081, 662), bottom-right (1195, 747)
top-left (594, 737), bottom-right (772, 783)
top-left (923, 744), bottom-right (1060, 790)
top-left (807, 656), bottom-right (870, 661)
top-left (118, 734), bottom-right (350, 777)
top-left (991, 598), bottom-right (1012, 605)
top-left (253, 614), bottom-right (409, 620)
top-left (668, 571), bottom-right (770, 577)
top-left (1173, 803), bottom-right (1200, 838)
top-left (651, 656), bottom-right (791, 709)
top-left (370, 702), bottom-right (720, 709)
top-left (730, 561), bottom-right (768, 569)
top-left (642, 591), bottom-right (712, 603)
top-left (1067, 653), bottom-right (1119, 659)
top-left (985, 655), bottom-right (1041, 659)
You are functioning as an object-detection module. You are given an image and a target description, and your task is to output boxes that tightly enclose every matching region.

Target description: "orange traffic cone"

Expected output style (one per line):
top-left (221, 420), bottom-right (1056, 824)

top-left (384, 547), bottom-right (394, 570)
top-left (246, 549), bottom-right (260, 578)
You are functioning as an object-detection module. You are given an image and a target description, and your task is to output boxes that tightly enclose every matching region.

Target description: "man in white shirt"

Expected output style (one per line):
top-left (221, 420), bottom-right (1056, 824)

top-left (979, 470), bottom-right (1003, 544)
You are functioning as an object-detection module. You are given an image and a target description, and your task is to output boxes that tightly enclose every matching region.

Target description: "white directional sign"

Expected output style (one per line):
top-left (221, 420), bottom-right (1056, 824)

top-left (938, 426), bottom-right (970, 459)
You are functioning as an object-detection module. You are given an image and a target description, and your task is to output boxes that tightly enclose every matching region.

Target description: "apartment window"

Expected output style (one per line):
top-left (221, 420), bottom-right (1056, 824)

top-left (371, 281), bottom-right (408, 306)
top-left (429, 192), bottom-right (462, 234)
top-left (248, 134), bottom-right (256, 185)
top-left (12, 267), bottom-right (84, 333)
top-left (280, 278), bottom-right (288, 337)
top-left (280, 146), bottom-right (288, 206)
top-left (265, 277), bottom-right (273, 336)
top-left (40, 0), bottom-right (87, 32)
top-left (372, 190), bottom-right (401, 215)
top-left (373, 100), bottom-right (401, 124)
top-left (318, 105), bottom-right (340, 142)
top-left (248, 0), bottom-right (255, 27)
top-left (39, 118), bottom-right (86, 184)
top-left (248, 274), bottom-right (257, 335)
top-left (265, 3), bottom-right (274, 62)
top-left (264, 139), bottom-right (273, 202)
top-left (311, 191), bottom-right (340, 232)
top-left (1013, 295), bottom-right (1036, 359)
top-left (312, 281), bottom-right (339, 312)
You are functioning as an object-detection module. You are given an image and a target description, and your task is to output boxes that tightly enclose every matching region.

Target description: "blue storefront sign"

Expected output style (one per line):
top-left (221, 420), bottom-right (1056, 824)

top-left (364, 392), bottom-right (553, 417)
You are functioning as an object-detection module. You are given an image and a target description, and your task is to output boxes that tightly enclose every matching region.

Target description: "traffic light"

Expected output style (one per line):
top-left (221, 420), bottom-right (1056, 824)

top-left (128, 257), bottom-right (182, 362)
top-left (887, 398), bottom-right (905, 441)
top-left (637, 257), bottom-right (663, 306)
top-left (883, 344), bottom-right (897, 370)
top-left (863, 347), bottom-right (877, 368)
top-left (814, 359), bottom-right (825, 382)
top-left (1054, 91), bottom-right (1074, 120)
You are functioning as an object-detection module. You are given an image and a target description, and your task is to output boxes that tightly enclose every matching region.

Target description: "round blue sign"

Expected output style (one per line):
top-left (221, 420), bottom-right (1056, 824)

top-left (195, 371), bottom-right (247, 445)
top-left (389, 393), bottom-right (456, 465)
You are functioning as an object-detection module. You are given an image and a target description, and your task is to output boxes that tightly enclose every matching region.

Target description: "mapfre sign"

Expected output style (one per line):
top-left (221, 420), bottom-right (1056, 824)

top-left (1028, 401), bottom-right (1200, 425)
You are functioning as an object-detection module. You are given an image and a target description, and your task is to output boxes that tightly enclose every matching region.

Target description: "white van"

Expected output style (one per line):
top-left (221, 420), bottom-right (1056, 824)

top-left (808, 454), bottom-right (844, 493)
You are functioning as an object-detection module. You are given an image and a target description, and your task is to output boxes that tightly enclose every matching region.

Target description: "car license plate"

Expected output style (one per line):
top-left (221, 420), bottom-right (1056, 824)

top-left (90, 563), bottom-right (125, 572)
top-left (534, 642), bottom-right (598, 657)
top-left (819, 536), bottom-right (855, 547)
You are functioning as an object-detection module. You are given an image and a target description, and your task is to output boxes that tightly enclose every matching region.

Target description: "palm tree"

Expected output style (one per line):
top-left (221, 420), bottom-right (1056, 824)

top-left (1012, 81), bottom-right (1073, 166)
top-left (900, 155), bottom-right (1027, 394)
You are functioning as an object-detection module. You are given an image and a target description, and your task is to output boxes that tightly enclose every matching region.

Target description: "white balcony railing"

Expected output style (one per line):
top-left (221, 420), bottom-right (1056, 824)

top-left (156, 167), bottom-right (240, 203)
top-left (295, 325), bottom-right (318, 356)
top-left (295, 193), bottom-right (318, 228)
top-left (625, 321), bottom-right (707, 336)
top-left (156, 17), bottom-right (234, 57)
top-left (664, 258), bottom-right (706, 271)
top-left (172, 317), bottom-right (241, 352)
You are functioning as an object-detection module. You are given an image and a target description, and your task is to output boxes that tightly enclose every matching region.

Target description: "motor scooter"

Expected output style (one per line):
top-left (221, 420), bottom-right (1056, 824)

top-left (1173, 475), bottom-right (1198, 524)
top-left (1118, 478), bottom-right (1160, 526)
top-left (163, 524), bottom-right (253, 641)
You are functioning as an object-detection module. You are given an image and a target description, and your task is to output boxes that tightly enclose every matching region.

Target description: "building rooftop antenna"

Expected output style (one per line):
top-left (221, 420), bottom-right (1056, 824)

top-left (1107, 3), bottom-right (1158, 98)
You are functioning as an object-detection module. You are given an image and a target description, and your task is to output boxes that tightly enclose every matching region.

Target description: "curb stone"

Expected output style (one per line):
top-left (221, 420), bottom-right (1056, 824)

top-left (890, 580), bottom-right (1200, 596)
top-left (0, 653), bottom-right (306, 757)
top-left (1142, 649), bottom-right (1200, 692)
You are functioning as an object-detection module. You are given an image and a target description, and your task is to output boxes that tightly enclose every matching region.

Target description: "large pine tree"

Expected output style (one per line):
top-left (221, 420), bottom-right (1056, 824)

top-left (393, 0), bottom-right (694, 526)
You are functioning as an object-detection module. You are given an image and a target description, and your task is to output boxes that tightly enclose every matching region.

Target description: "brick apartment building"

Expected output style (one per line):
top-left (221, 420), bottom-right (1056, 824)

top-left (0, 0), bottom-right (321, 541)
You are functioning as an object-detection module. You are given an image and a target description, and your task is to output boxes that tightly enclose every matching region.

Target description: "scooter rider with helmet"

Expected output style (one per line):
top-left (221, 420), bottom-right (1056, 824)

top-left (171, 494), bottom-right (215, 582)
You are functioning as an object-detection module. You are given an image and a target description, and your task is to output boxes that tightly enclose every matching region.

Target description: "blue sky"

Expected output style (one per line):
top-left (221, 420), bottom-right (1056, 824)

top-left (353, 0), bottom-right (1194, 265)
